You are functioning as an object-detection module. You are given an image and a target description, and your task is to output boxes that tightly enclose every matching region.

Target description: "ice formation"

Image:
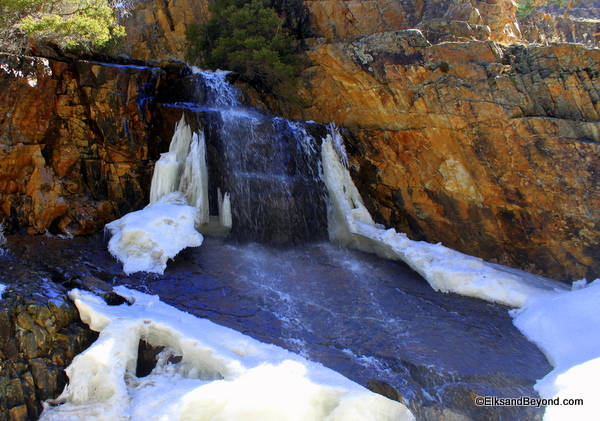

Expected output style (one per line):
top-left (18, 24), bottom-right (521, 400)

top-left (105, 192), bottom-right (203, 275)
top-left (106, 116), bottom-right (230, 274)
top-left (511, 279), bottom-right (600, 420)
top-left (149, 116), bottom-right (209, 227)
top-left (40, 287), bottom-right (414, 421)
top-left (321, 128), bottom-right (568, 308)
top-left (218, 188), bottom-right (232, 228)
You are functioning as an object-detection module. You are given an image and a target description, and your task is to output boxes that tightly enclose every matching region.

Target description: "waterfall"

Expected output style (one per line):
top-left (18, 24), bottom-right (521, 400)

top-left (106, 69), bottom-right (568, 309)
top-left (106, 71), bottom-right (327, 273)
top-left (197, 71), bottom-right (327, 244)
top-left (201, 70), bottom-right (242, 110)
top-left (79, 65), bottom-right (589, 421)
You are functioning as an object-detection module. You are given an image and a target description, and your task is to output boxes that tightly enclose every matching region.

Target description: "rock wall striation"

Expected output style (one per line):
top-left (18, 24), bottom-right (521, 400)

top-left (296, 31), bottom-right (600, 281)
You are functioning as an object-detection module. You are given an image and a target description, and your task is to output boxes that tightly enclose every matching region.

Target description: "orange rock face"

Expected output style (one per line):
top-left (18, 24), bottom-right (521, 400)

top-left (0, 54), bottom-right (165, 235)
top-left (122, 0), bottom-right (210, 62)
top-left (2, 3), bottom-right (598, 281)
top-left (296, 32), bottom-right (600, 281)
top-left (119, 0), bottom-right (521, 63)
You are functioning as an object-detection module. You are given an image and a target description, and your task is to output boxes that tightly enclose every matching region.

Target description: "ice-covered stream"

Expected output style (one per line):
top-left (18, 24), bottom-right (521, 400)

top-left (46, 70), bottom-right (599, 420)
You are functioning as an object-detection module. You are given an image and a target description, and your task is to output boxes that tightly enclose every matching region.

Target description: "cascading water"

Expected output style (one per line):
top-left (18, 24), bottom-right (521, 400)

top-left (151, 70), bottom-right (328, 245)
top-left (110, 69), bottom-right (567, 302)
top-left (95, 69), bottom-right (579, 421)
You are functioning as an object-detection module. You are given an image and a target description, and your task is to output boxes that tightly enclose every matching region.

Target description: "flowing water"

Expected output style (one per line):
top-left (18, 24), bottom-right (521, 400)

top-left (7, 232), bottom-right (550, 420)
top-left (11, 71), bottom-right (552, 420)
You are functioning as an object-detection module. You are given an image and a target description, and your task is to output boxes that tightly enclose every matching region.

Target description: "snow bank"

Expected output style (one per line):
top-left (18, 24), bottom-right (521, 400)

top-left (105, 192), bottom-right (203, 275)
top-left (321, 131), bottom-right (568, 308)
top-left (40, 287), bottom-right (413, 421)
top-left (511, 280), bottom-right (600, 420)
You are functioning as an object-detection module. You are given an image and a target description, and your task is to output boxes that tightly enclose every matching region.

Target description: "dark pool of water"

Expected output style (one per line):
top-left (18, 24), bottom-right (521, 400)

top-left (4, 233), bottom-right (551, 420)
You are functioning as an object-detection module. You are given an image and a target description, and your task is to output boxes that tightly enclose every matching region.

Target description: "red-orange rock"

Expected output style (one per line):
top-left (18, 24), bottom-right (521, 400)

top-left (117, 0), bottom-right (521, 63)
top-left (295, 32), bottom-right (600, 281)
top-left (0, 54), bottom-right (166, 235)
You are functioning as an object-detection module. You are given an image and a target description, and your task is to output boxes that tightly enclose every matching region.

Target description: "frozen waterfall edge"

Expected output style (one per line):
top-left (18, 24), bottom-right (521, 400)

top-left (320, 125), bottom-right (568, 308)
top-left (105, 116), bottom-right (232, 275)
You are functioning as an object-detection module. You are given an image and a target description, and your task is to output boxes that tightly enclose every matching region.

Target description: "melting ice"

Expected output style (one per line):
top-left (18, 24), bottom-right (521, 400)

top-left (39, 287), bottom-right (413, 421)
top-left (106, 115), bottom-right (229, 275)
top-left (511, 279), bottom-right (600, 421)
top-left (105, 192), bottom-right (203, 275)
top-left (320, 125), bottom-right (568, 308)
top-left (321, 124), bottom-right (598, 420)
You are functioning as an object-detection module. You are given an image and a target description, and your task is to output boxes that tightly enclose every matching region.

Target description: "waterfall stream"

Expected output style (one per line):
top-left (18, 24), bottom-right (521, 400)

top-left (93, 71), bottom-right (561, 420)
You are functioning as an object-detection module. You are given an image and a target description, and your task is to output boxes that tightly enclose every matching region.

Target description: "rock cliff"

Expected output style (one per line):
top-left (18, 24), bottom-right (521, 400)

top-left (295, 31), bottom-right (600, 281)
top-left (1, 1), bottom-right (599, 281)
top-left (122, 0), bottom-right (209, 61)
top-left (520, 2), bottom-right (600, 46)
top-left (0, 238), bottom-right (97, 420)
top-left (120, 0), bottom-right (522, 60)
top-left (0, 54), bottom-right (166, 236)
top-left (111, 0), bottom-right (600, 281)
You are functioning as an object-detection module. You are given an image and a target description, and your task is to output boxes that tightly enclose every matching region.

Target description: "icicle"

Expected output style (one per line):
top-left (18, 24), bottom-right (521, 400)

top-left (169, 116), bottom-right (193, 170)
top-left (321, 132), bottom-right (376, 251)
top-left (327, 122), bottom-right (349, 168)
top-left (149, 116), bottom-right (194, 204)
top-left (179, 132), bottom-right (210, 227)
top-left (149, 151), bottom-right (180, 204)
top-left (218, 189), bottom-right (232, 228)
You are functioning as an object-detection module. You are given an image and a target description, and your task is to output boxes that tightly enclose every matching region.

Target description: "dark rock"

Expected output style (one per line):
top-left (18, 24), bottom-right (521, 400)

top-left (0, 248), bottom-right (97, 420)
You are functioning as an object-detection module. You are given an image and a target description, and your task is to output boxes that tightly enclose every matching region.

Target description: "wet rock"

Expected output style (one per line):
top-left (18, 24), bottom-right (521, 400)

top-left (0, 248), bottom-right (97, 420)
top-left (136, 340), bottom-right (166, 378)
top-left (0, 233), bottom-right (551, 421)
top-left (367, 379), bottom-right (403, 402)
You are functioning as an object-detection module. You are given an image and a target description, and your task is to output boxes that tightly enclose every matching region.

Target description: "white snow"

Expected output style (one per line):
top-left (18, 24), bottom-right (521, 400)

top-left (511, 279), bottom-right (600, 421)
top-left (40, 286), bottom-right (413, 421)
top-left (0, 283), bottom-right (6, 298)
top-left (105, 192), bottom-right (203, 275)
top-left (320, 129), bottom-right (568, 308)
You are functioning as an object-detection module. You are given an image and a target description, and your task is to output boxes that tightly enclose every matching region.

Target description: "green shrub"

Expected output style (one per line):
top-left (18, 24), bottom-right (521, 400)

top-left (186, 0), bottom-right (298, 91)
top-left (517, 0), bottom-right (578, 19)
top-left (0, 0), bottom-right (126, 53)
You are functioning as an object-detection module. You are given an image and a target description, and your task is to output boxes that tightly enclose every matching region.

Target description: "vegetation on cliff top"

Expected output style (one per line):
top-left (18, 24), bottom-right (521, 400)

top-left (186, 0), bottom-right (298, 92)
top-left (517, 0), bottom-right (579, 18)
top-left (0, 0), bottom-right (127, 53)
